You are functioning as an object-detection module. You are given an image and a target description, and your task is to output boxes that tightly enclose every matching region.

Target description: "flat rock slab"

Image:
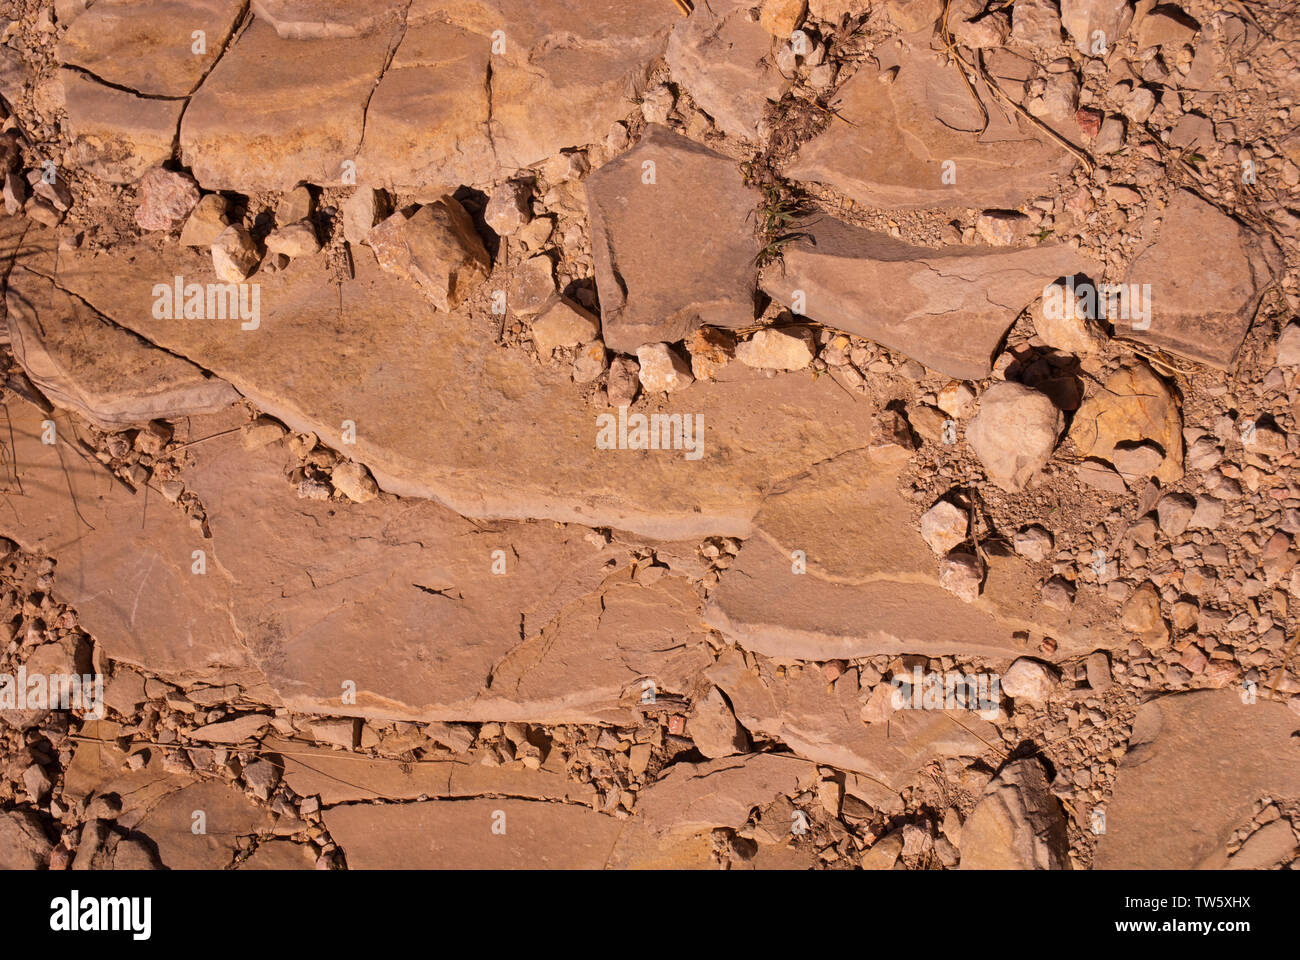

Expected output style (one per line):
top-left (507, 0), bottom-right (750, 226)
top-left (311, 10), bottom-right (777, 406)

top-left (51, 240), bottom-right (880, 540)
top-left (60, 71), bottom-right (186, 184)
top-left (59, 0), bottom-right (246, 97)
top-left (6, 263), bottom-right (239, 429)
top-left (761, 215), bottom-right (1096, 379)
top-left (252, 0), bottom-right (404, 38)
top-left (666, 0), bottom-right (787, 141)
top-left (635, 752), bottom-right (814, 838)
top-left (131, 779), bottom-right (277, 869)
top-left (453, 0), bottom-right (675, 174)
top-left (181, 17), bottom-right (400, 190)
top-left (236, 840), bottom-right (318, 869)
top-left (784, 43), bottom-right (1076, 210)
top-left (0, 403), bottom-right (266, 688)
top-left (587, 125), bottom-right (760, 353)
top-left (324, 798), bottom-right (626, 868)
top-left (269, 738), bottom-right (597, 806)
top-left (706, 449), bottom-right (1116, 661)
top-left (1120, 190), bottom-right (1279, 369)
top-left (1094, 690), bottom-right (1300, 869)
top-left (182, 426), bottom-right (712, 723)
top-left (183, 1), bottom-right (674, 192)
top-left (707, 650), bottom-right (997, 787)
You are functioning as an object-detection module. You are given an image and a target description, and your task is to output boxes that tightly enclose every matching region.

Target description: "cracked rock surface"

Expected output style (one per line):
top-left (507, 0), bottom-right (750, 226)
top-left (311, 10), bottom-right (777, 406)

top-left (0, 0), bottom-right (1297, 873)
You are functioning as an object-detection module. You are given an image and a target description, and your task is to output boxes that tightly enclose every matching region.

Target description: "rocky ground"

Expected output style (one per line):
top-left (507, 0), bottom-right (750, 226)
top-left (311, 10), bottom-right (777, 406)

top-left (0, 0), bottom-right (1296, 871)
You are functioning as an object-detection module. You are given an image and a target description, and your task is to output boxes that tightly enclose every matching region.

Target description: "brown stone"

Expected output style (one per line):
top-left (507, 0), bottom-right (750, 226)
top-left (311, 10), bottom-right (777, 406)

top-left (1095, 691), bottom-right (1300, 869)
top-left (1071, 361), bottom-right (1183, 485)
top-left (60, 70), bottom-right (184, 184)
top-left (666, 0), bottom-right (788, 141)
top-left (59, 0), bottom-right (245, 97)
top-left (706, 650), bottom-right (995, 782)
top-left (5, 263), bottom-right (238, 430)
top-left (587, 125), bottom-right (760, 353)
top-left (1121, 191), bottom-right (1278, 369)
top-left (323, 799), bottom-right (625, 868)
top-left (366, 199), bottom-right (490, 311)
top-left (761, 214), bottom-right (1096, 379)
top-left (784, 43), bottom-right (1076, 210)
top-left (705, 448), bottom-right (1117, 661)
top-left (636, 752), bottom-right (813, 838)
top-left (959, 758), bottom-right (1070, 869)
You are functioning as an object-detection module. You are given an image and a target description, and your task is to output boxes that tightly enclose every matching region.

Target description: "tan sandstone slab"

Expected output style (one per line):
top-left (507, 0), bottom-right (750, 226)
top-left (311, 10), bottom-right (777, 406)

top-left (50, 241), bottom-right (881, 540)
top-left (269, 737), bottom-right (597, 806)
top-left (706, 448), bottom-right (1116, 661)
top-left (761, 214), bottom-right (1097, 379)
top-left (59, 0), bottom-right (246, 97)
top-left (0, 402), bottom-right (265, 688)
top-left (60, 70), bottom-right (186, 184)
top-left (587, 125), bottom-right (761, 353)
top-left (359, 1), bottom-right (676, 192)
top-left (665, 0), bottom-right (788, 141)
top-left (1094, 690), bottom-right (1300, 869)
top-left (6, 263), bottom-right (239, 430)
top-left (1120, 190), bottom-right (1278, 370)
top-left (131, 778), bottom-right (278, 869)
top-left (180, 17), bottom-right (400, 190)
top-left (324, 798), bottom-right (626, 869)
top-left (706, 650), bottom-right (997, 786)
top-left (179, 425), bottom-right (712, 723)
top-left (252, 0), bottom-right (404, 38)
top-left (784, 42), bottom-right (1076, 210)
top-left (635, 752), bottom-right (814, 838)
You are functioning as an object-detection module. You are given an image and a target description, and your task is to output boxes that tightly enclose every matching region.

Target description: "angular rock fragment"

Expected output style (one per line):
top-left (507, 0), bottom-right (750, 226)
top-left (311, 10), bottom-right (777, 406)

top-left (135, 167), bottom-right (200, 232)
top-left (211, 224), bottom-right (261, 282)
top-left (1121, 191), bottom-right (1278, 369)
top-left (635, 343), bottom-right (695, 394)
top-left (1070, 361), bottom-right (1183, 485)
top-left (666, 0), bottom-right (788, 141)
top-left (735, 327), bottom-right (815, 371)
top-left (1060, 0), bottom-right (1133, 55)
top-left (180, 194), bottom-right (231, 248)
top-left (688, 686), bottom-right (750, 759)
top-left (783, 43), bottom-right (1076, 210)
top-left (761, 215), bottom-right (1096, 379)
top-left (366, 199), bottom-right (490, 311)
top-left (587, 125), bottom-right (760, 353)
top-left (530, 296), bottom-right (601, 358)
top-left (959, 758), bottom-right (1070, 869)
